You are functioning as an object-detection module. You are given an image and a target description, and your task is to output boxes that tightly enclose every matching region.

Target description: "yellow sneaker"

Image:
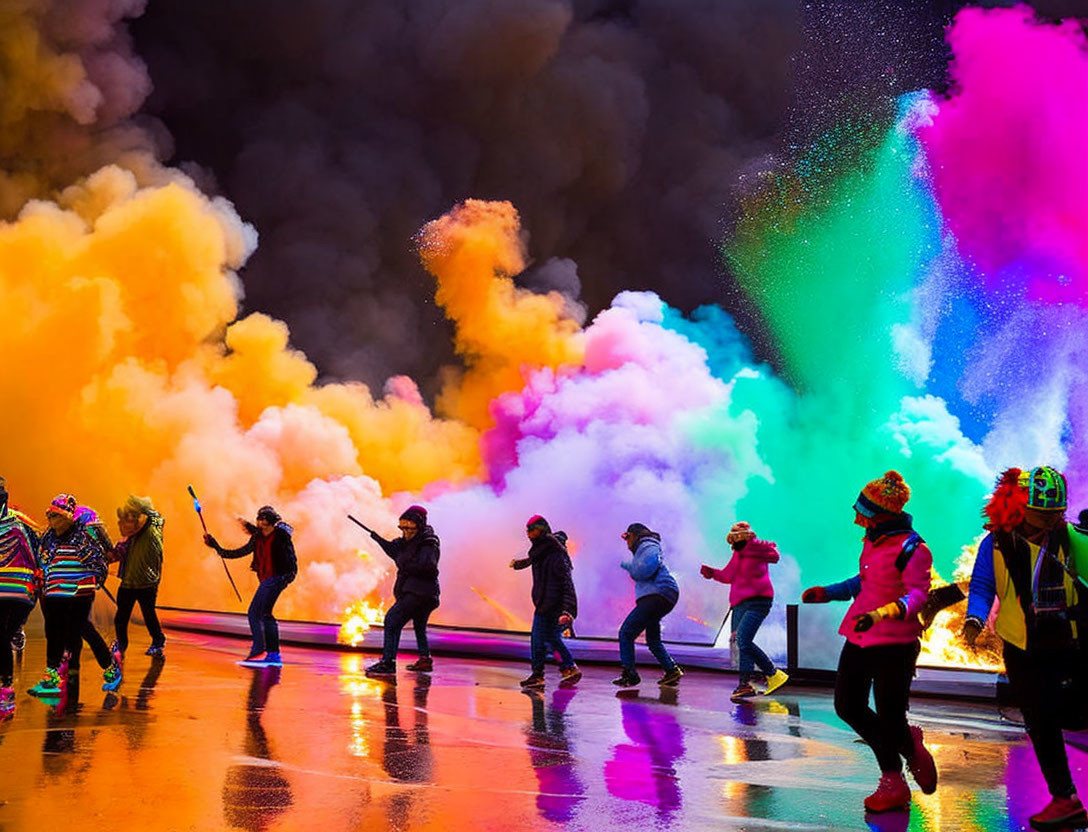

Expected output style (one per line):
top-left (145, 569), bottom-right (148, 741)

top-left (763, 669), bottom-right (789, 696)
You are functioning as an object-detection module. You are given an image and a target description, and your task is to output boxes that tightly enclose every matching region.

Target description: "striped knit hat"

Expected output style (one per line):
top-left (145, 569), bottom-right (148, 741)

top-left (854, 471), bottom-right (910, 517)
top-left (726, 521), bottom-right (756, 546)
top-left (47, 494), bottom-right (77, 520)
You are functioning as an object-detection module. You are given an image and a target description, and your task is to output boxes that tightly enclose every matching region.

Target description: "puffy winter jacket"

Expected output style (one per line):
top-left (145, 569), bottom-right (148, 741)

top-left (707, 538), bottom-right (778, 607)
top-left (372, 525), bottom-right (441, 605)
top-left (514, 533), bottom-right (578, 616)
top-left (0, 507), bottom-right (40, 604)
top-left (621, 535), bottom-right (680, 604)
top-left (40, 520), bottom-right (109, 598)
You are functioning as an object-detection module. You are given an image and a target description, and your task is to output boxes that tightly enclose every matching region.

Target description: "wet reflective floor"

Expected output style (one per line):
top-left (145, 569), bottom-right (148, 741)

top-left (0, 631), bottom-right (1081, 831)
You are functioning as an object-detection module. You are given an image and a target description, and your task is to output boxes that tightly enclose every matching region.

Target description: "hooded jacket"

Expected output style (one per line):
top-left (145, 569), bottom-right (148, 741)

top-left (706, 538), bottom-right (779, 607)
top-left (217, 522), bottom-right (298, 582)
top-left (514, 532), bottom-right (578, 617)
top-left (621, 534), bottom-right (680, 604)
top-left (40, 519), bottom-right (109, 598)
top-left (371, 525), bottom-right (441, 605)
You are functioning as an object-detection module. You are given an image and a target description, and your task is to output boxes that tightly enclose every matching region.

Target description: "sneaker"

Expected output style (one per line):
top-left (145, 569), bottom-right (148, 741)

top-left (559, 665), bottom-right (583, 687)
top-left (263, 652), bottom-right (283, 667)
top-left (863, 772), bottom-right (911, 813)
top-left (1029, 795), bottom-right (1088, 830)
top-left (365, 660), bottom-right (397, 678)
top-left (102, 641), bottom-right (123, 692)
top-left (731, 682), bottom-right (757, 702)
top-left (763, 669), bottom-right (789, 696)
top-left (11, 629), bottom-right (25, 652)
top-left (612, 668), bottom-right (641, 688)
top-left (659, 666), bottom-right (684, 687)
top-left (905, 725), bottom-right (937, 795)
top-left (406, 656), bottom-right (433, 672)
top-left (237, 652), bottom-right (267, 667)
top-left (146, 642), bottom-right (165, 657)
top-left (28, 668), bottom-right (62, 697)
top-left (520, 672), bottom-right (546, 689)
top-left (0, 687), bottom-right (14, 720)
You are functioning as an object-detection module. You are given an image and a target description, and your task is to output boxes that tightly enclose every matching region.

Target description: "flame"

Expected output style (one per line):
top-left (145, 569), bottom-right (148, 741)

top-left (337, 598), bottom-right (386, 647)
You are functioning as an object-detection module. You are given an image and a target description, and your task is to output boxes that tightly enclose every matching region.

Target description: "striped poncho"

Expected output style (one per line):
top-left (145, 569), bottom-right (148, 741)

top-left (40, 521), bottom-right (108, 598)
top-left (0, 508), bottom-right (41, 604)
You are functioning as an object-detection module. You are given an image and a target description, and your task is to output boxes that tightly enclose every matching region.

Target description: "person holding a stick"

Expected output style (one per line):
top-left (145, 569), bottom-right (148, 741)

top-left (362, 505), bottom-right (440, 678)
top-left (203, 505), bottom-right (297, 667)
top-left (109, 495), bottom-right (166, 658)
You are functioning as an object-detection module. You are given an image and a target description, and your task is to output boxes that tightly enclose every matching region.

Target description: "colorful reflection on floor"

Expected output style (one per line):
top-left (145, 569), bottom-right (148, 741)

top-left (0, 631), bottom-right (1077, 831)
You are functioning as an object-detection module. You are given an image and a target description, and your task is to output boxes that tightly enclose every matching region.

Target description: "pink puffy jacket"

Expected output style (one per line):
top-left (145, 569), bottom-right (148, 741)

top-left (839, 532), bottom-right (932, 647)
top-left (706, 538), bottom-right (779, 607)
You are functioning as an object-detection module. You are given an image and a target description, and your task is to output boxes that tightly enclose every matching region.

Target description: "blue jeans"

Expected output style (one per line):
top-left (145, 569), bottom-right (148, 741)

top-left (618, 594), bottom-right (678, 671)
top-left (382, 594), bottom-right (438, 663)
top-left (248, 575), bottom-right (290, 655)
top-left (530, 611), bottom-right (574, 673)
top-left (731, 597), bottom-right (776, 681)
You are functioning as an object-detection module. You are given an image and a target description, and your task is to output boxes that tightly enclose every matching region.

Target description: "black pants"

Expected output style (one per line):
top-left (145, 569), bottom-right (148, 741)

top-left (0, 600), bottom-right (31, 684)
top-left (115, 585), bottom-right (164, 653)
top-left (1004, 641), bottom-right (1076, 798)
top-left (382, 594), bottom-right (438, 663)
top-left (74, 617), bottom-right (114, 671)
top-left (834, 640), bottom-right (919, 773)
top-left (41, 596), bottom-right (94, 670)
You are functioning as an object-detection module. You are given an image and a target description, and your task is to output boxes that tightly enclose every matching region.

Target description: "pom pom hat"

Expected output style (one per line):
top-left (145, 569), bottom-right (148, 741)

top-left (726, 522), bottom-right (756, 546)
top-left (853, 471), bottom-right (911, 517)
top-left (47, 494), bottom-right (77, 520)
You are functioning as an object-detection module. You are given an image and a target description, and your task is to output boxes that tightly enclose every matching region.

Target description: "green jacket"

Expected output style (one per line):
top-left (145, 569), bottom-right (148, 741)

top-left (118, 511), bottom-right (164, 589)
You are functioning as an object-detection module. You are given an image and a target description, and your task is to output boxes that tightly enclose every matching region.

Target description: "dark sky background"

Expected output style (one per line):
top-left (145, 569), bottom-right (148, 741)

top-left (125, 0), bottom-right (1088, 393)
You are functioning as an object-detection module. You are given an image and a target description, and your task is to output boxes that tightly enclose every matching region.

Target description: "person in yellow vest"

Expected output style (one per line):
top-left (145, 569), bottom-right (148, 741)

top-left (964, 466), bottom-right (1088, 831)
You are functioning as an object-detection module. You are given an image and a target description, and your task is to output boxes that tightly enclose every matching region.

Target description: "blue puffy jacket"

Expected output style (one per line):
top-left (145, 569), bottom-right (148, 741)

top-left (621, 535), bottom-right (679, 603)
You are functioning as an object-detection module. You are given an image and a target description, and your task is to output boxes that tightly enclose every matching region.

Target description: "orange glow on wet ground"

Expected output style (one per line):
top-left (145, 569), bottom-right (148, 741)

top-left (0, 626), bottom-right (1074, 831)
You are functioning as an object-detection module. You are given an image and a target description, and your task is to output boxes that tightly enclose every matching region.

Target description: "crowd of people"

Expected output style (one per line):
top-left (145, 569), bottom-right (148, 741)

top-left (0, 465), bottom-right (1084, 829)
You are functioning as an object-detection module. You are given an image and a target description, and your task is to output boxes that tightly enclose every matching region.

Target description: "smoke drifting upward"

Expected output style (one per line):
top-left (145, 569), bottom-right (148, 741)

top-left (128, 0), bottom-right (801, 387)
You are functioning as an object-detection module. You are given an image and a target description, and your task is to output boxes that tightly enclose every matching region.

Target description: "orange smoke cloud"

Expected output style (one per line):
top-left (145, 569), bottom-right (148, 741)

top-left (420, 199), bottom-right (585, 429)
top-left (0, 172), bottom-right (587, 625)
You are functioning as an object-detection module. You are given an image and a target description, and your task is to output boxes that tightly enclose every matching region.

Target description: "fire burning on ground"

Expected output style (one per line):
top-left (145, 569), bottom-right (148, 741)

top-left (337, 598), bottom-right (386, 647)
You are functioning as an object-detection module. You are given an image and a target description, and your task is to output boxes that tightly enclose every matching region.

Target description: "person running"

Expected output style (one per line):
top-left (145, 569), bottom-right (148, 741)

top-left (110, 495), bottom-right (166, 657)
top-left (204, 506), bottom-right (297, 667)
top-left (964, 466), bottom-right (1088, 830)
top-left (701, 521), bottom-right (789, 701)
top-left (30, 495), bottom-right (110, 698)
top-left (614, 523), bottom-right (683, 688)
top-left (801, 471), bottom-right (936, 813)
top-left (511, 515), bottom-right (579, 690)
top-left (0, 476), bottom-right (41, 719)
top-left (364, 505), bottom-right (440, 679)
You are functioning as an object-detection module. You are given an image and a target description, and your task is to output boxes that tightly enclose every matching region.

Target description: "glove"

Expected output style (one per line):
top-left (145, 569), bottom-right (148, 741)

top-left (700, 564), bottom-right (716, 580)
top-left (801, 586), bottom-right (830, 604)
top-left (852, 601), bottom-right (906, 633)
top-left (203, 533), bottom-right (220, 551)
top-left (962, 617), bottom-right (983, 647)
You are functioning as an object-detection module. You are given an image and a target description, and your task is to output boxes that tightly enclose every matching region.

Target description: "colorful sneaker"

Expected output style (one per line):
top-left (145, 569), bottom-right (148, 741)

top-left (263, 652), bottom-right (283, 667)
top-left (611, 668), bottom-right (641, 688)
top-left (0, 687), bottom-right (14, 720)
top-left (28, 668), bottom-right (62, 697)
top-left (730, 682), bottom-right (757, 702)
top-left (863, 772), bottom-right (911, 813)
top-left (659, 666), bottom-right (684, 686)
top-left (763, 669), bottom-right (790, 696)
top-left (102, 641), bottom-right (123, 692)
top-left (559, 665), bottom-right (583, 687)
top-left (905, 725), bottom-right (937, 795)
top-left (406, 656), bottom-right (433, 672)
top-left (520, 671), bottom-right (546, 689)
top-left (1029, 795), bottom-right (1088, 830)
top-left (10, 629), bottom-right (25, 652)
top-left (238, 651), bottom-right (267, 667)
top-left (365, 659), bottom-right (397, 678)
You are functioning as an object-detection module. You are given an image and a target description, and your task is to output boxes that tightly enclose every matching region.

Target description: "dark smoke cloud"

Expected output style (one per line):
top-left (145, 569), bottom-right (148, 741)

top-left (129, 0), bottom-right (802, 390)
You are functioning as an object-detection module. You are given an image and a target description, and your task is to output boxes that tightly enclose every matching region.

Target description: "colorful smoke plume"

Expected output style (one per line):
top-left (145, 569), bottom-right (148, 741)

top-left (0, 5), bottom-right (1085, 650)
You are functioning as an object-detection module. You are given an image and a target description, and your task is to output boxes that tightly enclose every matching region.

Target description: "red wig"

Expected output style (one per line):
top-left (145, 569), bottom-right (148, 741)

top-left (983, 468), bottom-right (1028, 532)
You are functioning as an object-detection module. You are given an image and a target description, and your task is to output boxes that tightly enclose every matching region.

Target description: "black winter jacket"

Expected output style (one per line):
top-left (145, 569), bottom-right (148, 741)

top-left (513, 532), bottom-right (578, 617)
top-left (217, 522), bottom-right (298, 581)
top-left (372, 525), bottom-right (441, 605)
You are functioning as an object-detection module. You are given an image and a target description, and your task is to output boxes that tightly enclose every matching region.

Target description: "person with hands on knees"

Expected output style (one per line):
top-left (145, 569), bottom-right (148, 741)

top-left (963, 467), bottom-right (1088, 832)
top-left (363, 505), bottom-right (440, 679)
top-left (801, 471), bottom-right (936, 814)
top-left (511, 515), bottom-right (580, 690)
top-left (701, 521), bottom-right (789, 701)
top-left (203, 506), bottom-right (297, 667)
top-left (615, 523), bottom-right (683, 688)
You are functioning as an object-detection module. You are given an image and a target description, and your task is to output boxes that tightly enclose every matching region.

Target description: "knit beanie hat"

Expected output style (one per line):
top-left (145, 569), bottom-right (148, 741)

top-left (1026, 465), bottom-right (1066, 511)
top-left (526, 514), bottom-right (551, 533)
top-left (854, 471), bottom-right (910, 517)
top-left (726, 521), bottom-right (756, 546)
top-left (47, 494), bottom-right (77, 520)
top-left (256, 505), bottom-right (281, 524)
top-left (400, 505), bottom-right (427, 527)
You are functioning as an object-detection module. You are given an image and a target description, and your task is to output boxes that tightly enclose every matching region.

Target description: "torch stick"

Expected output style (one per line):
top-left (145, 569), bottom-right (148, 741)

top-left (347, 515), bottom-right (375, 535)
top-left (188, 485), bottom-right (243, 603)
